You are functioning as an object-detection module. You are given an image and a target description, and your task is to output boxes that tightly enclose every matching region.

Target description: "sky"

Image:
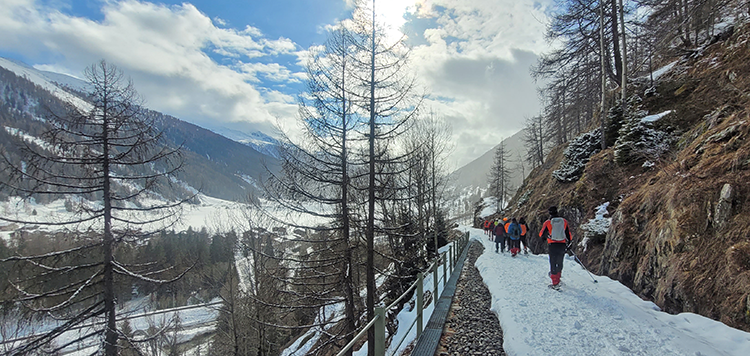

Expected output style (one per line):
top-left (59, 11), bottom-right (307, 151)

top-left (0, 0), bottom-right (553, 169)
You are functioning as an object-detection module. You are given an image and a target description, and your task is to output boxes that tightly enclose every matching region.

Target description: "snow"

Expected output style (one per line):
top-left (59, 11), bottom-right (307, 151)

top-left (652, 61), bottom-right (677, 80)
top-left (10, 196), bottom-right (750, 356)
top-left (0, 193), bottom-right (298, 242)
top-left (0, 57), bottom-right (92, 113)
top-left (4, 126), bottom-right (55, 151)
top-left (641, 110), bottom-right (673, 123)
top-left (579, 202), bottom-right (611, 252)
top-left (479, 196), bottom-right (500, 218)
top-left (456, 226), bottom-right (750, 356)
top-left (279, 242), bottom-right (457, 356)
top-left (2, 297), bottom-right (219, 355)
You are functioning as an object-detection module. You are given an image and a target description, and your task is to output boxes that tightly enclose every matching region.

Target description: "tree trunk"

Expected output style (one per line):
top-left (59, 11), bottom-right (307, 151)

top-left (619, 0), bottom-right (627, 104)
top-left (366, 3), bottom-right (377, 355)
top-left (102, 92), bottom-right (117, 356)
top-left (609, 0), bottom-right (622, 86)
top-left (600, 0), bottom-right (608, 150)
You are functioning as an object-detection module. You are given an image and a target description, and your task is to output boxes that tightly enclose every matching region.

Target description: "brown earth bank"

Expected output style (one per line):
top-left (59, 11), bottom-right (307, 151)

top-left (494, 22), bottom-right (750, 332)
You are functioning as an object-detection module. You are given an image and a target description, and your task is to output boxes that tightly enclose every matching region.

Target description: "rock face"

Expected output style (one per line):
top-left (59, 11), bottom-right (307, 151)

top-left (498, 23), bottom-right (750, 331)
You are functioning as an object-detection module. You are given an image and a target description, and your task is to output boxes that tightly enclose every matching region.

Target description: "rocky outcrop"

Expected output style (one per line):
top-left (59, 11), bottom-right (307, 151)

top-left (500, 23), bottom-right (750, 331)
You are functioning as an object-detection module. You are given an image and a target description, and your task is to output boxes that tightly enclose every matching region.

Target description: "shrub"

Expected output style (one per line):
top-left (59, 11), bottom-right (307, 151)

top-left (552, 129), bottom-right (601, 182)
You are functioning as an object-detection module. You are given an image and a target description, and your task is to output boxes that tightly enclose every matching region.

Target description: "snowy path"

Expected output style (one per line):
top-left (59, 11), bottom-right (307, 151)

top-left (462, 226), bottom-right (750, 356)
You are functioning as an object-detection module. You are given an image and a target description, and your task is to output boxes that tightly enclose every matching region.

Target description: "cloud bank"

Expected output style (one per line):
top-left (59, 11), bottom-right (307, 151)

top-left (0, 0), bottom-right (302, 133)
top-left (0, 0), bottom-right (552, 168)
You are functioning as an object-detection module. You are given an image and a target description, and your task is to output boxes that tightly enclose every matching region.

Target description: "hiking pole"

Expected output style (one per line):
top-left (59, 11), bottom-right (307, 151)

top-left (567, 246), bottom-right (598, 283)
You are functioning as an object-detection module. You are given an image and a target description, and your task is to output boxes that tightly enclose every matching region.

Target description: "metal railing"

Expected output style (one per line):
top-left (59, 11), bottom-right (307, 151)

top-left (336, 231), bottom-right (470, 356)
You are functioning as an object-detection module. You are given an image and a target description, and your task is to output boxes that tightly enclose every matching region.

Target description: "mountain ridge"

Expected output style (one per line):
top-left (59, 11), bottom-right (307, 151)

top-left (0, 58), bottom-right (278, 203)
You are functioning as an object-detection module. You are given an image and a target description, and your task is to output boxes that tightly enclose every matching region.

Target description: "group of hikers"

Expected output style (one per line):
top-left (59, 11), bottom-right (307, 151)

top-left (483, 216), bottom-right (529, 256)
top-left (481, 206), bottom-right (572, 287)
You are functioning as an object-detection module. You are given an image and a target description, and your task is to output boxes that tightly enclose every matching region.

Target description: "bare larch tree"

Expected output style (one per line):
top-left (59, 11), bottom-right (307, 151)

top-left (0, 60), bottom-right (190, 356)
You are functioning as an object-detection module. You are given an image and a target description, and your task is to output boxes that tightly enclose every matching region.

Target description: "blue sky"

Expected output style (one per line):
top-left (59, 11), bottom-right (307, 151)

top-left (0, 0), bottom-right (553, 168)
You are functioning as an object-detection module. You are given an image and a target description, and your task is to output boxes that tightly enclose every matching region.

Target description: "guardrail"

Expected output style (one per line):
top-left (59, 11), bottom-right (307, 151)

top-left (336, 231), bottom-right (470, 356)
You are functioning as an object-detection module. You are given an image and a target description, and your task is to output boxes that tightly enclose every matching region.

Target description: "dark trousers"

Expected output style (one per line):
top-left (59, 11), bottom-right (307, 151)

top-left (495, 236), bottom-right (506, 252)
top-left (520, 235), bottom-right (528, 250)
top-left (548, 243), bottom-right (567, 275)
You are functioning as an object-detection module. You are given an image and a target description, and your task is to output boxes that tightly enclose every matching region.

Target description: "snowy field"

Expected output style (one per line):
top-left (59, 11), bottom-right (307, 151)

top-left (0, 193), bottom-right (330, 242)
top-left (462, 226), bottom-right (750, 356)
top-left (0, 193), bottom-right (330, 354)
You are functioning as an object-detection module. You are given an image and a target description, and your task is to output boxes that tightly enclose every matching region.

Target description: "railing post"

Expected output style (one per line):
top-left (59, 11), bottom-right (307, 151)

top-left (417, 272), bottom-right (423, 338)
top-left (453, 243), bottom-right (457, 268)
top-left (453, 242), bottom-right (457, 266)
top-left (433, 259), bottom-right (439, 298)
top-left (442, 253), bottom-right (447, 286)
top-left (449, 245), bottom-right (453, 272)
top-left (374, 306), bottom-right (385, 356)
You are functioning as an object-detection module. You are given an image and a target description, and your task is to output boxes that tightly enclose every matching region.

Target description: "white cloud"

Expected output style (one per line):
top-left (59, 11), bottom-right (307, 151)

top-left (238, 62), bottom-right (304, 84)
top-left (0, 0), bottom-right (554, 168)
top-left (0, 0), bottom-right (300, 131)
top-left (403, 0), bottom-right (552, 167)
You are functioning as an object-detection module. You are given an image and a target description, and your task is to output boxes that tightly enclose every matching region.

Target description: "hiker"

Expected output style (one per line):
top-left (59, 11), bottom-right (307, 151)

top-left (490, 219), bottom-right (497, 241)
top-left (483, 219), bottom-right (490, 235)
top-left (493, 220), bottom-right (506, 253)
top-left (502, 217), bottom-right (511, 254)
top-left (539, 206), bottom-right (572, 287)
top-left (507, 218), bottom-right (522, 257)
top-left (519, 217), bottom-right (529, 254)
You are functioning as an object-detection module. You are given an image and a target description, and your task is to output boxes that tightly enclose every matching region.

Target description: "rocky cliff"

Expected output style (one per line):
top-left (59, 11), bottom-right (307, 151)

top-left (503, 22), bottom-right (750, 331)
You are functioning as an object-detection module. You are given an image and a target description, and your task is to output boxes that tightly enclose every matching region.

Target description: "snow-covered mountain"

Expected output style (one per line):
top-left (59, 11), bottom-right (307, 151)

top-left (449, 129), bottom-right (527, 192)
top-left (445, 129), bottom-right (528, 221)
top-left (0, 57), bottom-right (92, 112)
top-left (207, 124), bottom-right (281, 159)
top-left (0, 57), bottom-right (279, 203)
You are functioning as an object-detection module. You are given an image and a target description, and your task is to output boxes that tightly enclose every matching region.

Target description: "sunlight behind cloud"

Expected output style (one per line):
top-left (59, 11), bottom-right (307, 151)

top-left (371, 0), bottom-right (418, 40)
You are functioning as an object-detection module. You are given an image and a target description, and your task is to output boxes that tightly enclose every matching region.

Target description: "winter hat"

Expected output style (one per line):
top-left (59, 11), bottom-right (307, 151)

top-left (548, 206), bottom-right (558, 216)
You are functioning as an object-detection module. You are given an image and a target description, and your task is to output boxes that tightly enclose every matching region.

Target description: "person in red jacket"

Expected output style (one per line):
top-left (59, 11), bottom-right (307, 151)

top-left (539, 206), bottom-right (572, 286)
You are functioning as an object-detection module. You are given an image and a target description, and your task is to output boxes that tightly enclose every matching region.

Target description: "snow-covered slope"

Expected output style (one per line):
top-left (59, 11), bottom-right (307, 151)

top-left (207, 124), bottom-right (281, 159)
top-left (0, 57), bottom-right (91, 112)
top-left (449, 129), bottom-right (527, 193)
